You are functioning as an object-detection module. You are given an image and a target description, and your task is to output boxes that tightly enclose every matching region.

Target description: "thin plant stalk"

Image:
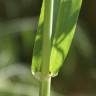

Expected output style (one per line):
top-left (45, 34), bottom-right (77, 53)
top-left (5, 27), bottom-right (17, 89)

top-left (39, 0), bottom-right (54, 96)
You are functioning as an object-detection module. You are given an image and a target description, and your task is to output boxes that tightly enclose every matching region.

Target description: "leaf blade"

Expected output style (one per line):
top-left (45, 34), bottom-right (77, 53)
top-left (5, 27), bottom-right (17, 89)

top-left (50, 0), bottom-right (82, 75)
top-left (31, 0), bottom-right (82, 77)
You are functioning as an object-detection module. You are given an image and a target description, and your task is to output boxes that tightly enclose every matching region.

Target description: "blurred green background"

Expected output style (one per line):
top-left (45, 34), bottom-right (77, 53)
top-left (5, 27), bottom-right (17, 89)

top-left (0, 0), bottom-right (96, 96)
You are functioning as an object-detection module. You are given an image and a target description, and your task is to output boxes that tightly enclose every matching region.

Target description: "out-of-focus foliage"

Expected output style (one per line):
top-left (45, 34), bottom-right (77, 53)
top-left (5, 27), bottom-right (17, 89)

top-left (0, 0), bottom-right (42, 20)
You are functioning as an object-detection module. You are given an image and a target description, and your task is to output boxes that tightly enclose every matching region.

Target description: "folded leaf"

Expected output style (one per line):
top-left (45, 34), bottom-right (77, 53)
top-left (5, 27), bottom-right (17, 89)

top-left (31, 0), bottom-right (82, 78)
top-left (31, 0), bottom-right (45, 78)
top-left (50, 0), bottom-right (82, 75)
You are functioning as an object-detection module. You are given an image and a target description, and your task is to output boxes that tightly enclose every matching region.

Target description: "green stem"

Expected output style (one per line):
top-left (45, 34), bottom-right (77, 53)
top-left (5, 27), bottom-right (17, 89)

top-left (39, 0), bottom-right (54, 96)
top-left (39, 77), bottom-right (51, 96)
